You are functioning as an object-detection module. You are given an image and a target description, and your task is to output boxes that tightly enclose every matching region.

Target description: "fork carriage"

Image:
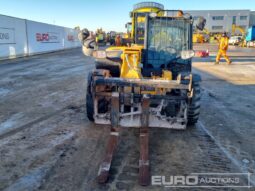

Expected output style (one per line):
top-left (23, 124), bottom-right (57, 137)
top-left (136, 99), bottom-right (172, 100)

top-left (92, 70), bottom-right (194, 130)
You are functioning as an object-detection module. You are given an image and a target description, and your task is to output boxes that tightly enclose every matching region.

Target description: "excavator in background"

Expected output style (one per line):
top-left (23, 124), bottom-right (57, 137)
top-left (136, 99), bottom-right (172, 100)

top-left (192, 17), bottom-right (214, 43)
top-left (79, 2), bottom-right (205, 186)
top-left (231, 24), bottom-right (246, 47)
top-left (193, 28), bottom-right (210, 43)
top-left (192, 20), bottom-right (246, 45)
top-left (192, 19), bottom-right (223, 44)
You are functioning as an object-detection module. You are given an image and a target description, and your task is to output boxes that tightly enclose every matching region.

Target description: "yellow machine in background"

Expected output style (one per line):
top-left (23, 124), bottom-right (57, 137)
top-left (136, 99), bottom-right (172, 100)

top-left (232, 24), bottom-right (246, 36)
top-left (193, 28), bottom-right (222, 43)
top-left (95, 28), bottom-right (106, 46)
top-left (232, 24), bottom-right (246, 46)
top-left (192, 17), bottom-right (210, 43)
top-left (193, 33), bottom-right (205, 43)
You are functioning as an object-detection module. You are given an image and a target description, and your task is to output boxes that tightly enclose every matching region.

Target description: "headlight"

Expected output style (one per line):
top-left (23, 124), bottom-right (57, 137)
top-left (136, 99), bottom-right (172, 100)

top-left (180, 50), bottom-right (195, 60)
top-left (106, 50), bottom-right (123, 58)
top-left (94, 50), bottom-right (123, 60)
top-left (94, 50), bottom-right (106, 59)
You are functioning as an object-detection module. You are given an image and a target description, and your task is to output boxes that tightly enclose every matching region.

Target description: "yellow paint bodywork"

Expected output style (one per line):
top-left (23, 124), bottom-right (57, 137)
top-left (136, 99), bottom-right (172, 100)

top-left (120, 49), bottom-right (142, 79)
top-left (162, 70), bottom-right (172, 80)
top-left (104, 5), bottom-right (175, 95)
top-left (106, 45), bottom-right (172, 81)
top-left (106, 44), bottom-right (173, 96)
top-left (106, 45), bottom-right (143, 79)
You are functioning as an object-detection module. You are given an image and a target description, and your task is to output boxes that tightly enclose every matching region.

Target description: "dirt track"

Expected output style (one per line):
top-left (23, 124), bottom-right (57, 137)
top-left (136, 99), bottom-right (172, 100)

top-left (0, 45), bottom-right (254, 191)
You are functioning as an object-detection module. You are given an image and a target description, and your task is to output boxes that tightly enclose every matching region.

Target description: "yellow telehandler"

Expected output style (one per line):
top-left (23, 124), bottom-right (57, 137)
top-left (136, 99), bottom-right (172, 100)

top-left (79, 2), bottom-right (205, 186)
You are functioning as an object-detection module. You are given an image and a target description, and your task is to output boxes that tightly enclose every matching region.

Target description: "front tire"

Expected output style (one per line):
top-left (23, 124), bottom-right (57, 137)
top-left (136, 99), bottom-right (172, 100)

top-left (187, 82), bottom-right (201, 125)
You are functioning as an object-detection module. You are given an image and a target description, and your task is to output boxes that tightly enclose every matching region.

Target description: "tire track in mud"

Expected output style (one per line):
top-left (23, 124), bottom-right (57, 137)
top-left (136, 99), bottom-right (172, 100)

top-left (149, 125), bottom-right (250, 191)
top-left (3, 134), bottom-right (76, 191)
top-left (197, 121), bottom-right (254, 186)
top-left (0, 105), bottom-right (71, 140)
top-left (198, 87), bottom-right (255, 187)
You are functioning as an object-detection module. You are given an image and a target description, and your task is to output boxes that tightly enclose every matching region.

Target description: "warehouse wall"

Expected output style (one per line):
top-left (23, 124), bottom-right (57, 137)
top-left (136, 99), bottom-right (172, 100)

top-left (186, 10), bottom-right (250, 34)
top-left (250, 11), bottom-right (255, 26)
top-left (0, 14), bottom-right (81, 60)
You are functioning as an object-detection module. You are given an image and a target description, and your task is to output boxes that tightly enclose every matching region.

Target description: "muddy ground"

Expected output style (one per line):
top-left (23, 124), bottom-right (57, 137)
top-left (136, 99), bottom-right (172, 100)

top-left (0, 45), bottom-right (254, 191)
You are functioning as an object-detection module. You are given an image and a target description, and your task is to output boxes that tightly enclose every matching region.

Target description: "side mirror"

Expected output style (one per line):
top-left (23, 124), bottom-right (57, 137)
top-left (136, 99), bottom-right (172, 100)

top-left (196, 17), bottom-right (206, 31)
top-left (181, 50), bottom-right (195, 60)
top-left (78, 28), bottom-right (90, 42)
top-left (129, 12), bottom-right (133, 18)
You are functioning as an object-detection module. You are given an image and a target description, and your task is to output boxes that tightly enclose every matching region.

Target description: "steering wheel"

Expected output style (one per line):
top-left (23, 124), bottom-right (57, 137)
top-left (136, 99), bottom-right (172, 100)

top-left (162, 46), bottom-right (177, 54)
top-left (161, 46), bottom-right (182, 63)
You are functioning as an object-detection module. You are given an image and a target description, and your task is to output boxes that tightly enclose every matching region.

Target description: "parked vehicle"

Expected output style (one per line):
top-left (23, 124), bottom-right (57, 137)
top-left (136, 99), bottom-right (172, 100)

top-left (229, 36), bottom-right (242, 45)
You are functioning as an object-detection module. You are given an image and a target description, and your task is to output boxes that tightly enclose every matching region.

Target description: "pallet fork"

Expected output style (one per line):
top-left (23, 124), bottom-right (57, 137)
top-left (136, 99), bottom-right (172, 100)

top-left (97, 93), bottom-right (151, 186)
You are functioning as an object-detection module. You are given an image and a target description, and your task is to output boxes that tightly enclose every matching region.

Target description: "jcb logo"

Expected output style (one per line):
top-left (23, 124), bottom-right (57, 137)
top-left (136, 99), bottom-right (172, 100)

top-left (36, 33), bottom-right (49, 41)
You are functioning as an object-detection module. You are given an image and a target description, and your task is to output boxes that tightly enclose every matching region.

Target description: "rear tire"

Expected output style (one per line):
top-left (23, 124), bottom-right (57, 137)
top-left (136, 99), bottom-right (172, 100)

top-left (86, 72), bottom-right (94, 121)
top-left (187, 82), bottom-right (201, 125)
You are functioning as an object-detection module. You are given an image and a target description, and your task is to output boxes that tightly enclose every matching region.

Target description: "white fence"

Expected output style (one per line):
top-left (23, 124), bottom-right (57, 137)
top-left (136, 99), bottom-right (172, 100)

top-left (0, 15), bottom-right (28, 59)
top-left (0, 15), bottom-right (81, 60)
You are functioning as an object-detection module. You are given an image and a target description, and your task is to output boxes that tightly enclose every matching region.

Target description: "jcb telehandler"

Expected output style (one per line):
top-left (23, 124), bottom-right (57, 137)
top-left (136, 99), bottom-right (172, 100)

top-left (79, 2), bottom-right (205, 186)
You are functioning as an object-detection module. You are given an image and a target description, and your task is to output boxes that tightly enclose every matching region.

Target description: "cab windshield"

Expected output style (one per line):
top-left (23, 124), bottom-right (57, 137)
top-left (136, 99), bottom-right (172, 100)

top-left (148, 18), bottom-right (190, 55)
top-left (145, 17), bottom-right (191, 69)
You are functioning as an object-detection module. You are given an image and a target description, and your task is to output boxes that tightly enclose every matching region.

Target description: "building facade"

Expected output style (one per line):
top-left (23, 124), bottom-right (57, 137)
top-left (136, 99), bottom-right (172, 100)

top-left (250, 11), bottom-right (255, 26)
top-left (186, 10), bottom-right (251, 35)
